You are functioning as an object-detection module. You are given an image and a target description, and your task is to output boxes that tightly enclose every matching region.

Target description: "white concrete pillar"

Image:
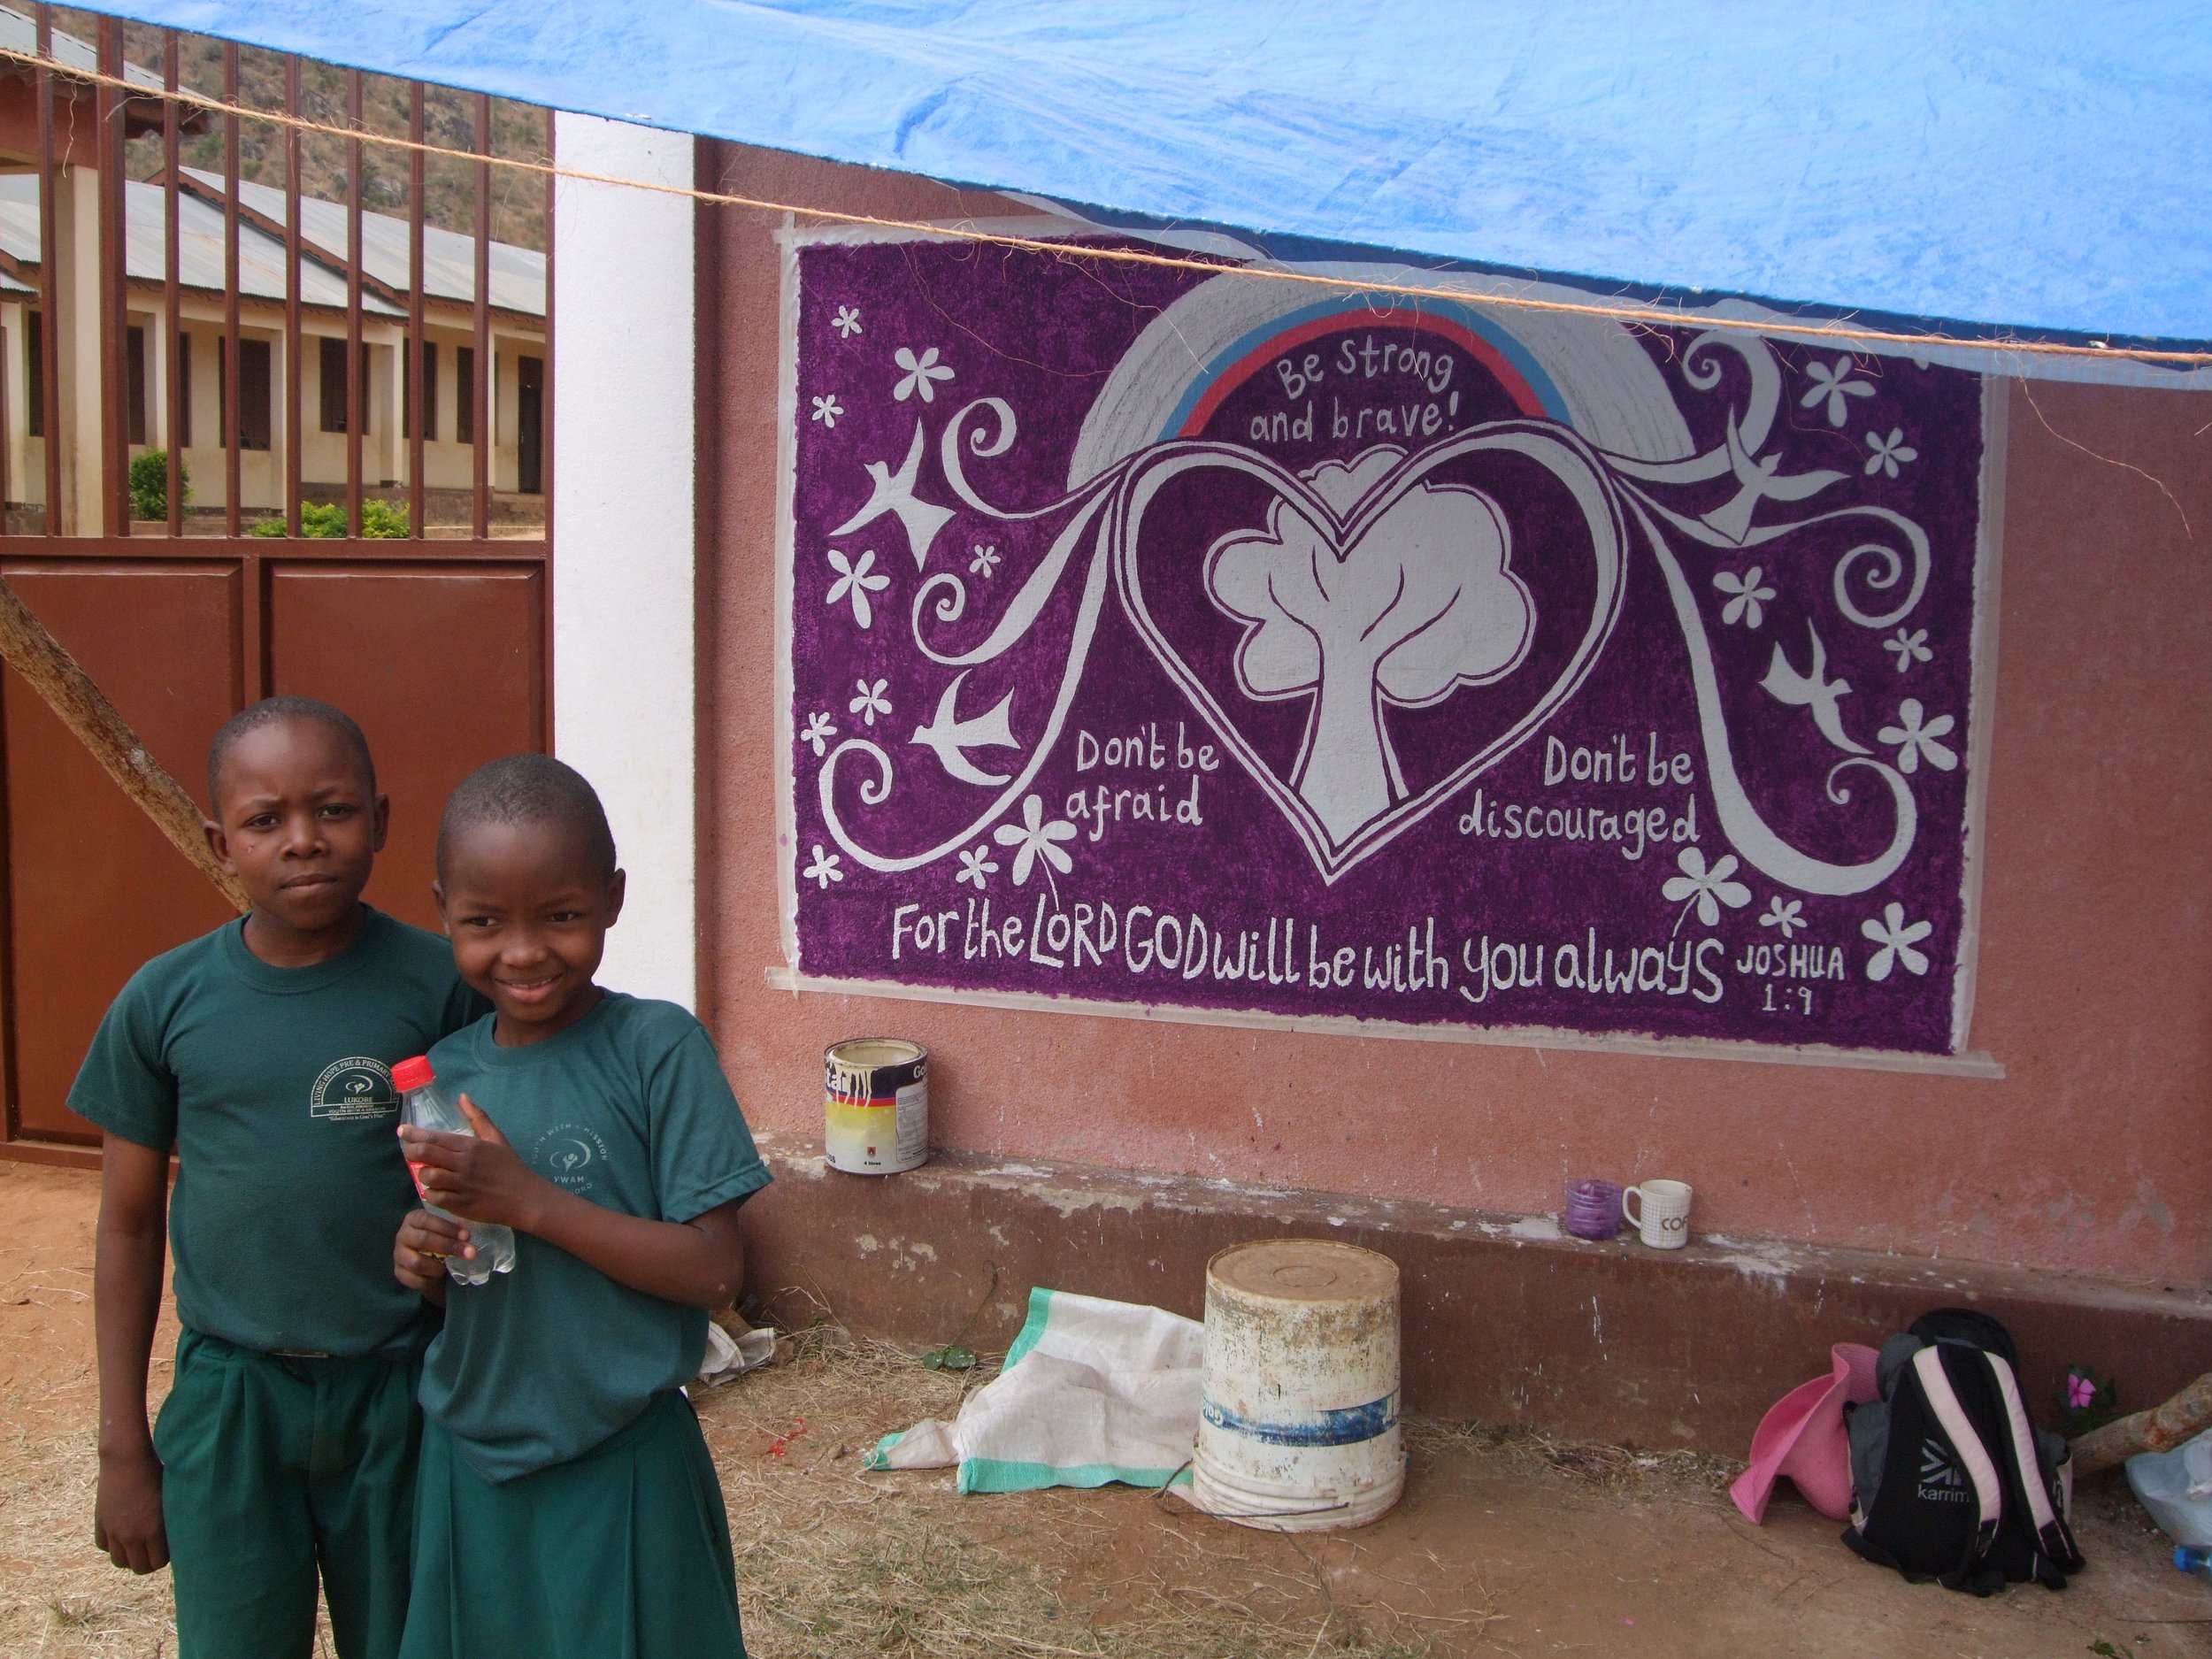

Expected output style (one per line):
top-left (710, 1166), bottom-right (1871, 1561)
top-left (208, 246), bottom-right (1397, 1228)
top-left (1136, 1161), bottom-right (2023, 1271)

top-left (550, 114), bottom-right (697, 1010)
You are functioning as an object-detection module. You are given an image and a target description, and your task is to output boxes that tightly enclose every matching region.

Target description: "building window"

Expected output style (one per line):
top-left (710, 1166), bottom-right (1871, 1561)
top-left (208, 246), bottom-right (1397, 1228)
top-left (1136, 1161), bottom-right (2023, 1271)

top-left (176, 334), bottom-right (192, 449)
top-left (319, 336), bottom-right (372, 434)
top-left (26, 311), bottom-right (42, 438)
top-left (218, 338), bottom-right (274, 451)
top-left (127, 325), bottom-right (148, 445)
top-left (405, 339), bottom-right (437, 442)
top-left (455, 344), bottom-right (475, 445)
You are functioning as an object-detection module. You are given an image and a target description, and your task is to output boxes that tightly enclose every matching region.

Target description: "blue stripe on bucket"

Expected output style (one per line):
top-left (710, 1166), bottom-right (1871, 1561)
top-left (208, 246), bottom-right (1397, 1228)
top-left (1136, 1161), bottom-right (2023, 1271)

top-left (1202, 1392), bottom-right (1399, 1448)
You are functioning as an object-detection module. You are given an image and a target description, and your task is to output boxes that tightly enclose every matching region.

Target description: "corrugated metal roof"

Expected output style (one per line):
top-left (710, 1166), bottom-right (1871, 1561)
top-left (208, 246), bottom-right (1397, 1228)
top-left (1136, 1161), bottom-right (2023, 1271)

top-left (0, 172), bottom-right (543, 319)
top-left (184, 169), bottom-right (545, 316)
top-left (0, 4), bottom-right (168, 90)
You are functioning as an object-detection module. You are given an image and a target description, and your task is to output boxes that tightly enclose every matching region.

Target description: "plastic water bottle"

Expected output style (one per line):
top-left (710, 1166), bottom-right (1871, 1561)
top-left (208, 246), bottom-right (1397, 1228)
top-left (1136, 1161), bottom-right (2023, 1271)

top-left (2179, 1545), bottom-right (2212, 1579)
top-left (392, 1056), bottom-right (516, 1285)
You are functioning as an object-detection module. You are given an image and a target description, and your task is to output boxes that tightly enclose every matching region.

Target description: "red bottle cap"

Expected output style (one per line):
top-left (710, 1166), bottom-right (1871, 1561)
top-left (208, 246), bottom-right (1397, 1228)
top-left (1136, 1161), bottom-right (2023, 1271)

top-left (392, 1056), bottom-right (434, 1092)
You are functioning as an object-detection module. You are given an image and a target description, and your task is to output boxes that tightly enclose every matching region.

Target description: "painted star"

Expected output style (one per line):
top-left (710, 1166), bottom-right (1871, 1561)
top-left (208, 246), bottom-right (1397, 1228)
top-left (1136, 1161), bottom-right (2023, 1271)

top-left (830, 420), bottom-right (954, 571)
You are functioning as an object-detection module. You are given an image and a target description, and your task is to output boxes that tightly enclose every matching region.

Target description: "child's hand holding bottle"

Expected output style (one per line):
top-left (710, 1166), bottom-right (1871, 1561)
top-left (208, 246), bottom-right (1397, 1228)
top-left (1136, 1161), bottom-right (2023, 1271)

top-left (394, 1056), bottom-right (518, 1284)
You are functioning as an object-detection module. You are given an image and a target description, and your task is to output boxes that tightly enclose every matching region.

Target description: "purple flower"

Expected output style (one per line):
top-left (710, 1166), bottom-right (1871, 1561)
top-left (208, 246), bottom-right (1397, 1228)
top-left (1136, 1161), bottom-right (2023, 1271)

top-left (2066, 1373), bottom-right (2096, 1411)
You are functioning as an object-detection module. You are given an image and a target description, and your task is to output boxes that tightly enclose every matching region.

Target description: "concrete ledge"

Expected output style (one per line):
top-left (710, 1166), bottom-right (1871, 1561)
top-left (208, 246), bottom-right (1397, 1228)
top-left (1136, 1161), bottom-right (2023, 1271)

top-left (738, 1132), bottom-right (2212, 1455)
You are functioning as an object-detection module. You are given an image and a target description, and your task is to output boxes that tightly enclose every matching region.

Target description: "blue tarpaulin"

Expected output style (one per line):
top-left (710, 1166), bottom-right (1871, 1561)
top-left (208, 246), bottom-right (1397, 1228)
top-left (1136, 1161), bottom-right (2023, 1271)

top-left (67, 2), bottom-right (2212, 349)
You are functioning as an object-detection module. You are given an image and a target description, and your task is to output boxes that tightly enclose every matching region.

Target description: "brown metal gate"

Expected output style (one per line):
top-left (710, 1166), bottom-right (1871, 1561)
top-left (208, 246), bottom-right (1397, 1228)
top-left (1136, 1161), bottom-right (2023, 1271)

top-left (0, 12), bottom-right (552, 1156)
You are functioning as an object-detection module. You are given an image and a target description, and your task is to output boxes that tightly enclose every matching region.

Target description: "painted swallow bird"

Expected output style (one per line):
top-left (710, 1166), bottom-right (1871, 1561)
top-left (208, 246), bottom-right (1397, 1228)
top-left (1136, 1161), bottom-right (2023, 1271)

top-left (1760, 621), bottom-right (1869, 754)
top-left (910, 671), bottom-right (1019, 786)
top-left (1702, 412), bottom-right (1844, 546)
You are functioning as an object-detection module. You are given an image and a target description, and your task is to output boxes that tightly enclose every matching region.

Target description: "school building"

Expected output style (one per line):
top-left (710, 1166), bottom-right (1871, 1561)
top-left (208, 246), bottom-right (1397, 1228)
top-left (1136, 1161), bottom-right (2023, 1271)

top-left (0, 8), bottom-right (546, 533)
top-left (3, 11), bottom-right (2208, 1457)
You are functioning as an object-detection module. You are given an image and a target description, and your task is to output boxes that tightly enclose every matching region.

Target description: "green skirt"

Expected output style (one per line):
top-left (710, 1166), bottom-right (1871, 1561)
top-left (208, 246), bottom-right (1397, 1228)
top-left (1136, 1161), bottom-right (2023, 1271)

top-left (399, 1390), bottom-right (745, 1659)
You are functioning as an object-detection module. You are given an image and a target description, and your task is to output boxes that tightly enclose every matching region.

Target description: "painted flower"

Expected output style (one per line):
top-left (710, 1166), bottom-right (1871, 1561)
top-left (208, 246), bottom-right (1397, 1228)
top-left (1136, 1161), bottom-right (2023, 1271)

top-left (893, 344), bottom-right (956, 403)
top-left (1759, 895), bottom-right (1805, 939)
top-left (1801, 356), bottom-right (1875, 426)
top-left (969, 543), bottom-right (1001, 578)
top-left (1861, 901), bottom-right (1932, 981)
top-left (992, 792), bottom-right (1077, 891)
top-left (1876, 698), bottom-right (1957, 774)
top-left (1863, 426), bottom-right (1917, 479)
top-left (955, 845), bottom-right (999, 889)
top-left (849, 677), bottom-right (892, 726)
top-left (1662, 847), bottom-right (1752, 928)
top-left (799, 710), bottom-right (837, 757)
top-left (802, 844), bottom-right (844, 889)
top-left (832, 304), bottom-right (863, 339)
top-left (826, 547), bottom-right (890, 628)
top-left (1883, 626), bottom-right (1932, 673)
top-left (1713, 565), bottom-right (1777, 629)
top-left (810, 393), bottom-right (844, 429)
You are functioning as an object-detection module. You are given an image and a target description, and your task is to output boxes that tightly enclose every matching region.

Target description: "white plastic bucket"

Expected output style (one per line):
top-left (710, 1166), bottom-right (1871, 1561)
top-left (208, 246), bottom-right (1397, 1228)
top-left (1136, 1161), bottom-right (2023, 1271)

top-left (1192, 1239), bottom-right (1403, 1531)
top-left (823, 1039), bottom-right (928, 1174)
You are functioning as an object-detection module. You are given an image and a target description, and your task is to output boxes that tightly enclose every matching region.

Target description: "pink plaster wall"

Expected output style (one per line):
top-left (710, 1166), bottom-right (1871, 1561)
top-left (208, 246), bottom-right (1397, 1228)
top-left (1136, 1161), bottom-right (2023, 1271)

top-left (696, 142), bottom-right (2212, 1286)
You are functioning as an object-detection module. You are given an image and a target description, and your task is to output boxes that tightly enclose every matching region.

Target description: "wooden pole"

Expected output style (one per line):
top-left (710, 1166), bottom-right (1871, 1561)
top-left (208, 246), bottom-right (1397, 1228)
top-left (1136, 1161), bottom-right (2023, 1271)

top-left (2070, 1370), bottom-right (2212, 1478)
top-left (0, 579), bottom-right (249, 913)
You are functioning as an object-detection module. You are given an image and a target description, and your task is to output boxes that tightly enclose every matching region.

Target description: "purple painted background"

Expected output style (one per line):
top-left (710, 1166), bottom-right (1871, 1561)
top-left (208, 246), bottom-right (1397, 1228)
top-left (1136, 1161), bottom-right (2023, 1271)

top-left (783, 238), bottom-right (1985, 1055)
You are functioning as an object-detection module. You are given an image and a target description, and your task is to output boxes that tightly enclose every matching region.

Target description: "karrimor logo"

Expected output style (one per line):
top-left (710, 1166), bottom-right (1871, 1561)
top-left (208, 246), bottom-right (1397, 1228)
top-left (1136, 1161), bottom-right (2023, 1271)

top-left (1917, 1438), bottom-right (1971, 1504)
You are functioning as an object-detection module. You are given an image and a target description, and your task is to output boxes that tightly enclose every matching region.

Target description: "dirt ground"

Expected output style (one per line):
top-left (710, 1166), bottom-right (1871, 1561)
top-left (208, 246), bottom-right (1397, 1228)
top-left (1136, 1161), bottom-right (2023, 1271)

top-left (3, 1160), bottom-right (2206, 1657)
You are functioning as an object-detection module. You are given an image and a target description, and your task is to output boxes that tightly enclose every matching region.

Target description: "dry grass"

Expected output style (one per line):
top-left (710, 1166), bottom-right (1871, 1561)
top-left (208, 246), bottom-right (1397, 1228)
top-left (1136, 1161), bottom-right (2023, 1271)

top-left (0, 1409), bottom-right (187, 1658)
top-left (696, 1325), bottom-right (1482, 1658)
top-left (1405, 1417), bottom-right (1737, 1501)
top-left (8, 1324), bottom-right (1738, 1659)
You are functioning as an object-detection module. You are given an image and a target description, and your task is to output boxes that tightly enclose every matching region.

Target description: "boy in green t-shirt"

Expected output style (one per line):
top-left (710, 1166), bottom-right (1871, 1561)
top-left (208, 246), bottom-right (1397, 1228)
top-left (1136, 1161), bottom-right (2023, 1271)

top-left (73, 696), bottom-right (486, 1659)
top-left (392, 754), bottom-right (768, 1658)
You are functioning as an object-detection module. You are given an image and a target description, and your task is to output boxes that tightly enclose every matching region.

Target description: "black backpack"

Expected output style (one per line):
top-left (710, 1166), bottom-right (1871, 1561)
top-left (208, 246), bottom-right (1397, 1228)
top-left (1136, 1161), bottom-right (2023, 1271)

top-left (1842, 1309), bottom-right (2085, 1594)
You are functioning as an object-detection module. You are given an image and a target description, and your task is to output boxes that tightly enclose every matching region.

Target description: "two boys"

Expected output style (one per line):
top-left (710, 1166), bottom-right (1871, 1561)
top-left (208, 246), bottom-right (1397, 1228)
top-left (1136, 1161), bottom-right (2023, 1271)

top-left (77, 699), bottom-right (764, 1657)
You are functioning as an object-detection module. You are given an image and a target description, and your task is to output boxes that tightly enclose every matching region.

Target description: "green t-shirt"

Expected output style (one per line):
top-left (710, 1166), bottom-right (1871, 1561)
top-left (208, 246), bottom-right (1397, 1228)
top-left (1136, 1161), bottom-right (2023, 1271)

top-left (69, 907), bottom-right (486, 1360)
top-left (417, 992), bottom-right (771, 1482)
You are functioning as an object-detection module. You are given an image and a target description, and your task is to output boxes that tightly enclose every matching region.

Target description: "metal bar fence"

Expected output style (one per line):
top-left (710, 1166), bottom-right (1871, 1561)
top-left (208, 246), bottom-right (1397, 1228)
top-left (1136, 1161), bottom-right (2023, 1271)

top-left (96, 17), bottom-right (126, 535)
top-left (284, 55), bottom-right (303, 536)
top-left (408, 82), bottom-right (426, 539)
top-left (163, 30), bottom-right (182, 535)
top-left (4, 28), bottom-right (550, 547)
top-left (344, 68), bottom-right (365, 537)
top-left (220, 42), bottom-right (241, 535)
top-left (472, 91), bottom-right (491, 539)
top-left (34, 6), bottom-right (61, 532)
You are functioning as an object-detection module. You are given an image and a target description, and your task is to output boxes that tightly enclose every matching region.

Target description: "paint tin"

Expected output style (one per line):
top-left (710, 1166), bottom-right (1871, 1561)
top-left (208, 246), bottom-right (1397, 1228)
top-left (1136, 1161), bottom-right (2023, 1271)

top-left (823, 1039), bottom-right (929, 1174)
top-left (1192, 1239), bottom-right (1403, 1532)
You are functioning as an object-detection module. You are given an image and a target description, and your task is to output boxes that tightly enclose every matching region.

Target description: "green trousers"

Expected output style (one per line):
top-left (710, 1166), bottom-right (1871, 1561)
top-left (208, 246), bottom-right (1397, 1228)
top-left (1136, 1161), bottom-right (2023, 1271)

top-left (400, 1389), bottom-right (746, 1659)
top-left (154, 1329), bottom-right (422, 1659)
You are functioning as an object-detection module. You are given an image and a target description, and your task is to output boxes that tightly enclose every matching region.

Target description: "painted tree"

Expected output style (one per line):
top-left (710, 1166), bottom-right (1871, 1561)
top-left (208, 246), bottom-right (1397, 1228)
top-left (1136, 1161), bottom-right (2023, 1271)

top-left (1209, 480), bottom-right (1533, 845)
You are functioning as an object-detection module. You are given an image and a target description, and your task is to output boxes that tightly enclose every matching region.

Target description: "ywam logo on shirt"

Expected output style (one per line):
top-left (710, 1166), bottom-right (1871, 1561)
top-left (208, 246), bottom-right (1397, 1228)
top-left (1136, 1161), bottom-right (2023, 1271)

top-left (532, 1122), bottom-right (612, 1195)
top-left (1916, 1437), bottom-right (1972, 1504)
top-left (310, 1056), bottom-right (400, 1121)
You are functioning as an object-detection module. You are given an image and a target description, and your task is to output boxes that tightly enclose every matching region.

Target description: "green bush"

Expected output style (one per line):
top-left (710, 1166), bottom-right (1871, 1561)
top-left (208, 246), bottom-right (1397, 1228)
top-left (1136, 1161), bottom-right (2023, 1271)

top-left (247, 499), bottom-right (411, 539)
top-left (128, 450), bottom-right (191, 521)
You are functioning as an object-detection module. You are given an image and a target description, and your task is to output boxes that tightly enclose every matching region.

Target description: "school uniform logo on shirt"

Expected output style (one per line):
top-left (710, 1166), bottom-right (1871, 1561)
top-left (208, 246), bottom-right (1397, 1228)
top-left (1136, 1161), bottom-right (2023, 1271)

top-left (310, 1056), bottom-right (400, 1121)
top-left (533, 1122), bottom-right (611, 1195)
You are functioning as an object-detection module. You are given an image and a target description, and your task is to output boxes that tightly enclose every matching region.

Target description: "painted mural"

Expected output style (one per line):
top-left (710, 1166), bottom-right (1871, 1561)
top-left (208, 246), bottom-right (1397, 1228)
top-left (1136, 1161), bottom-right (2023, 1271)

top-left (777, 232), bottom-right (1993, 1056)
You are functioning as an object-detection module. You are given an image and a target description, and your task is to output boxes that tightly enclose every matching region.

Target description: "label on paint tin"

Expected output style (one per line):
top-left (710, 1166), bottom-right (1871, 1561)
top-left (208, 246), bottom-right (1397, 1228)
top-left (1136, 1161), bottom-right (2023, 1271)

top-left (894, 1080), bottom-right (928, 1164)
top-left (824, 1039), bottom-right (929, 1174)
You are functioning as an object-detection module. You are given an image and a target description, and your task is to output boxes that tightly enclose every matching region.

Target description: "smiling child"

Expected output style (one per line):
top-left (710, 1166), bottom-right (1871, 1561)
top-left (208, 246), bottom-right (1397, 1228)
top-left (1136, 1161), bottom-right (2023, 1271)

top-left (73, 696), bottom-right (486, 1659)
top-left (392, 754), bottom-right (768, 1658)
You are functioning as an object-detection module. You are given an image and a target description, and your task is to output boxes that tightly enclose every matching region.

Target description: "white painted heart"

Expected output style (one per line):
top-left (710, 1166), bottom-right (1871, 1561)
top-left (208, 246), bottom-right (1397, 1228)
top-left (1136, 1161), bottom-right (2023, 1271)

top-left (1112, 424), bottom-right (1629, 882)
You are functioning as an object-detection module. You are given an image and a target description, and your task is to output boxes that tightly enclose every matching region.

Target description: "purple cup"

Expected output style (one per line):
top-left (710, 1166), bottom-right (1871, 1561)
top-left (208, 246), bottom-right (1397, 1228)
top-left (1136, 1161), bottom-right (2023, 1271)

top-left (1565, 1178), bottom-right (1624, 1240)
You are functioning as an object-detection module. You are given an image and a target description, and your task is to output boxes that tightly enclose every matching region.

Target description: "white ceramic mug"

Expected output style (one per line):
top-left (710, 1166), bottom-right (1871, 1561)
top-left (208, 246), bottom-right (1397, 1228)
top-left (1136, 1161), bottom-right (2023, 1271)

top-left (1623, 1179), bottom-right (1694, 1249)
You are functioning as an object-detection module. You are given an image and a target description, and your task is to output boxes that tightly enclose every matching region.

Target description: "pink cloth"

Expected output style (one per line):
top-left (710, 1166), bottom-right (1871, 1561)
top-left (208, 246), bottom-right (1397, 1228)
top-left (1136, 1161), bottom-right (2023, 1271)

top-left (1731, 1343), bottom-right (1881, 1524)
